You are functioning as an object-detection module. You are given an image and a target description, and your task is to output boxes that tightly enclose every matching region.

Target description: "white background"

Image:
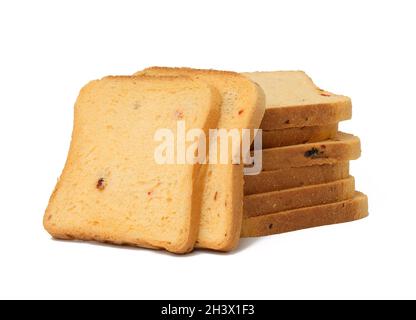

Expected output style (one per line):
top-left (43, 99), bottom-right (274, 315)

top-left (1, 0), bottom-right (415, 300)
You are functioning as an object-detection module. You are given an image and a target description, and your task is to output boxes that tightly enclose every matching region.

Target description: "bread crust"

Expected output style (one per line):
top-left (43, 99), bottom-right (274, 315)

top-left (260, 132), bottom-right (361, 170)
top-left (242, 192), bottom-right (368, 237)
top-left (260, 102), bottom-right (351, 130)
top-left (244, 176), bottom-right (355, 217)
top-left (244, 162), bottom-right (349, 195)
top-left (261, 123), bottom-right (338, 149)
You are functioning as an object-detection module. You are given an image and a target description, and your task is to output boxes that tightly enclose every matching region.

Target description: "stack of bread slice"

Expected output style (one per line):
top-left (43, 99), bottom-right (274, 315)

top-left (241, 71), bottom-right (368, 237)
top-left (44, 70), bottom-right (266, 253)
top-left (43, 68), bottom-right (368, 254)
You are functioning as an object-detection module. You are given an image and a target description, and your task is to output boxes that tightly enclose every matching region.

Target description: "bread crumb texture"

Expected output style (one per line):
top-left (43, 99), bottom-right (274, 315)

top-left (44, 76), bottom-right (221, 253)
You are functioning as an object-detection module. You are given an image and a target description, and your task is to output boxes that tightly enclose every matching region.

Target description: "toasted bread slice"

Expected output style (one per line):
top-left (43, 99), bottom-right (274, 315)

top-left (244, 177), bottom-right (355, 217)
top-left (244, 162), bottom-right (349, 195)
top-left (261, 123), bottom-right (338, 149)
top-left (44, 76), bottom-right (221, 254)
top-left (259, 132), bottom-right (361, 170)
top-left (244, 71), bottom-right (352, 129)
top-left (242, 192), bottom-right (368, 237)
top-left (136, 67), bottom-right (265, 251)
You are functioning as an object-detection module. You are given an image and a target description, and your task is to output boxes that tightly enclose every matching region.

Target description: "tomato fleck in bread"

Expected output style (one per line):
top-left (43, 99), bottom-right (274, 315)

top-left (137, 67), bottom-right (265, 251)
top-left (242, 192), bottom-right (368, 237)
top-left (244, 71), bottom-right (352, 130)
top-left (43, 76), bottom-right (221, 254)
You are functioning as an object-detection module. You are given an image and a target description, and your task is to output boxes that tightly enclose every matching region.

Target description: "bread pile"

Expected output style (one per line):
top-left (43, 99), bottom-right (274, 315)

top-left (242, 71), bottom-right (368, 237)
top-left (43, 68), bottom-right (368, 254)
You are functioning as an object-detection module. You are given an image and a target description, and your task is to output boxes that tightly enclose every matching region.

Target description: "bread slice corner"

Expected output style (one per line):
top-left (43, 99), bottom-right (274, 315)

top-left (244, 71), bottom-right (352, 129)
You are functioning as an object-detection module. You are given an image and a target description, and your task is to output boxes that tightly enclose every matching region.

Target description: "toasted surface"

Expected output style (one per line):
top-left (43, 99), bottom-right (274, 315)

top-left (137, 67), bottom-right (265, 251)
top-left (43, 76), bottom-right (221, 253)
top-left (242, 192), bottom-right (368, 237)
top-left (244, 162), bottom-right (349, 195)
top-left (244, 176), bottom-right (355, 217)
top-left (260, 132), bottom-right (361, 170)
top-left (260, 123), bottom-right (338, 149)
top-left (244, 71), bottom-right (352, 129)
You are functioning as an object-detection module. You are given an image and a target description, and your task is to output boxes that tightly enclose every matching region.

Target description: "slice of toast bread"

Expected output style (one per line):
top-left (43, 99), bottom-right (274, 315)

top-left (244, 176), bottom-right (355, 217)
top-left (242, 192), bottom-right (368, 237)
top-left (244, 162), bottom-right (349, 195)
top-left (260, 123), bottom-right (338, 149)
top-left (136, 67), bottom-right (266, 251)
top-left (43, 76), bottom-right (221, 254)
top-left (244, 71), bottom-right (352, 130)
top-left (259, 132), bottom-right (361, 170)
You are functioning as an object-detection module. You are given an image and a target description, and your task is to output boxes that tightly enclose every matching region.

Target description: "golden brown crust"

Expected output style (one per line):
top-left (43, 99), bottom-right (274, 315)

top-left (137, 66), bottom-right (243, 77)
top-left (244, 177), bottom-right (355, 217)
top-left (260, 101), bottom-right (352, 130)
top-left (244, 162), bottom-right (349, 195)
top-left (260, 132), bottom-right (361, 170)
top-left (47, 230), bottom-right (161, 250)
top-left (261, 123), bottom-right (338, 149)
top-left (242, 192), bottom-right (368, 237)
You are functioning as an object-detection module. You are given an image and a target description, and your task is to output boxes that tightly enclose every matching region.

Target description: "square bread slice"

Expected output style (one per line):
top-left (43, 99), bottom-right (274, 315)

top-left (259, 132), bottom-right (361, 170)
top-left (136, 67), bottom-right (266, 251)
top-left (43, 76), bottom-right (221, 254)
top-left (244, 71), bottom-right (352, 130)
top-left (260, 123), bottom-right (338, 149)
top-left (242, 191), bottom-right (368, 237)
top-left (244, 176), bottom-right (355, 217)
top-left (244, 162), bottom-right (349, 195)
